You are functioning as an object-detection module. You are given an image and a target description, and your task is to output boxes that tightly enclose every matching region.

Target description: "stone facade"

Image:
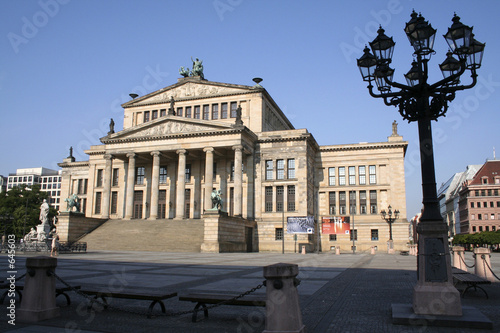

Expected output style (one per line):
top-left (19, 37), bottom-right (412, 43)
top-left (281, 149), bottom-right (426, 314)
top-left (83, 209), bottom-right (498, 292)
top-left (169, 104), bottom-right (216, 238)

top-left (59, 75), bottom-right (409, 252)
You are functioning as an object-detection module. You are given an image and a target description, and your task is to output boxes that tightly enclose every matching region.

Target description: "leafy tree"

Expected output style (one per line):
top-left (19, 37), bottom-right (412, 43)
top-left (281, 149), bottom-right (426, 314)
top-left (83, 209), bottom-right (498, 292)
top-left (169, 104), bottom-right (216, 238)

top-left (0, 185), bottom-right (57, 239)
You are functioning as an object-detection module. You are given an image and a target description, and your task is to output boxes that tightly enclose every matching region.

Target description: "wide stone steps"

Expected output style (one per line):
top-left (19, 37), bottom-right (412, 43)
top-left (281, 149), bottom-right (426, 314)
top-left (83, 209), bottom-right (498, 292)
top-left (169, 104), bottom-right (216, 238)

top-left (79, 219), bottom-right (205, 252)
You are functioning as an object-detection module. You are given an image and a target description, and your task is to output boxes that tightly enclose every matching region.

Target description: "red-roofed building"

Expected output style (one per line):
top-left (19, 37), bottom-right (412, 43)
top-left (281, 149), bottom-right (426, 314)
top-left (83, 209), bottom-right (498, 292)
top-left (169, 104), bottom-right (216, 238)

top-left (458, 160), bottom-right (500, 234)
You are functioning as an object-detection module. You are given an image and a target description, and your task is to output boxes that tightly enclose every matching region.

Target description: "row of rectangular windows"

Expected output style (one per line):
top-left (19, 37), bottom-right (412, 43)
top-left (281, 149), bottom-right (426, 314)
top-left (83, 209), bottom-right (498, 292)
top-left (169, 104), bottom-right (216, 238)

top-left (275, 229), bottom-right (380, 241)
top-left (8, 176), bottom-right (61, 183)
top-left (472, 225), bottom-right (497, 232)
top-left (265, 159), bottom-right (295, 180)
top-left (264, 185), bottom-right (296, 212)
top-left (329, 190), bottom-right (378, 215)
top-left (470, 201), bottom-right (500, 208)
top-left (328, 166), bottom-right (376, 186)
top-left (471, 213), bottom-right (500, 221)
top-left (140, 101), bottom-right (239, 123)
top-left (474, 189), bottom-right (500, 197)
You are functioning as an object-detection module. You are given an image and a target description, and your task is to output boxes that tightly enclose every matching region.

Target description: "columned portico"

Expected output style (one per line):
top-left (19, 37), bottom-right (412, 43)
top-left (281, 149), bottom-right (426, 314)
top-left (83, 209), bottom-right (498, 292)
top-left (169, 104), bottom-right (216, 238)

top-left (204, 147), bottom-right (214, 211)
top-left (175, 149), bottom-right (187, 219)
top-left (101, 154), bottom-right (113, 219)
top-left (233, 145), bottom-right (243, 216)
top-left (149, 151), bottom-right (161, 219)
top-left (124, 153), bottom-right (136, 219)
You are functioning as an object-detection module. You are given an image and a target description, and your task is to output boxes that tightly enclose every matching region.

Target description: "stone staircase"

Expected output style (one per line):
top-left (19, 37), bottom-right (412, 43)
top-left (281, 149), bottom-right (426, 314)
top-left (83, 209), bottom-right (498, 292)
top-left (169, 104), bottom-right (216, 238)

top-left (78, 219), bottom-right (205, 252)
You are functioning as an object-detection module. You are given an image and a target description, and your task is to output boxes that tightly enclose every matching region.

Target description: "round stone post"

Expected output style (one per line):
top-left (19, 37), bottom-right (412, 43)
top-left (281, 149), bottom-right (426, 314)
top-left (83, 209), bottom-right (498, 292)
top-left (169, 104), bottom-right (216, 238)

top-left (263, 263), bottom-right (305, 333)
top-left (452, 246), bottom-right (466, 270)
top-left (371, 246), bottom-right (376, 255)
top-left (335, 247), bottom-right (340, 255)
top-left (474, 248), bottom-right (495, 282)
top-left (18, 256), bottom-right (60, 322)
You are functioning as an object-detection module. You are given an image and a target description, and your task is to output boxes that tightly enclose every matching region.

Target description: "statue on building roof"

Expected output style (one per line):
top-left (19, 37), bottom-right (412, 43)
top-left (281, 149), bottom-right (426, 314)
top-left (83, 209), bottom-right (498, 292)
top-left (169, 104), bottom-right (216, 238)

top-left (191, 57), bottom-right (204, 79)
top-left (108, 118), bottom-right (115, 135)
top-left (179, 66), bottom-right (190, 77)
top-left (392, 120), bottom-right (398, 136)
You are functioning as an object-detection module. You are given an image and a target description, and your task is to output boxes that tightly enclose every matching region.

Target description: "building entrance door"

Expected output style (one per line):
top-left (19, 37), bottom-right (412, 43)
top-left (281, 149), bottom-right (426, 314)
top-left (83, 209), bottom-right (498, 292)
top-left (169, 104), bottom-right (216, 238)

top-left (158, 190), bottom-right (166, 219)
top-left (184, 189), bottom-right (191, 218)
top-left (133, 191), bottom-right (143, 219)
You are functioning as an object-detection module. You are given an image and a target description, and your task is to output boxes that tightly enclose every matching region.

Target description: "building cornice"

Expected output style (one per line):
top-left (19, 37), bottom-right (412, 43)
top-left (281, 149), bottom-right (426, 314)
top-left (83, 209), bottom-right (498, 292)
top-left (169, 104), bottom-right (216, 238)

top-left (58, 161), bottom-right (90, 168)
top-left (319, 141), bottom-right (408, 153)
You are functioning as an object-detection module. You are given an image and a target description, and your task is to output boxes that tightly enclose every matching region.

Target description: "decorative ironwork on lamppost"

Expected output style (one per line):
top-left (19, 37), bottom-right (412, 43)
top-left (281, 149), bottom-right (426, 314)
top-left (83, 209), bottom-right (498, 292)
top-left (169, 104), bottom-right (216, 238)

top-left (380, 205), bottom-right (399, 241)
top-left (357, 11), bottom-right (485, 317)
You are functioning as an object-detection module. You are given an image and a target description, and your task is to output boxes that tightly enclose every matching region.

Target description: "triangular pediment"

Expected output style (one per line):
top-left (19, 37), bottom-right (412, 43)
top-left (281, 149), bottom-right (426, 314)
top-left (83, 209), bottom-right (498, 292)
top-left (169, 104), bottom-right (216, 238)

top-left (102, 116), bottom-right (236, 143)
top-left (122, 78), bottom-right (258, 108)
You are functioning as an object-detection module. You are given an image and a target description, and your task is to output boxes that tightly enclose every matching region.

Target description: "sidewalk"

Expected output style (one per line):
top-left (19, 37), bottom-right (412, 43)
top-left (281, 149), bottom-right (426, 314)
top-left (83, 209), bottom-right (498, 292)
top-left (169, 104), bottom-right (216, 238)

top-left (0, 251), bottom-right (499, 332)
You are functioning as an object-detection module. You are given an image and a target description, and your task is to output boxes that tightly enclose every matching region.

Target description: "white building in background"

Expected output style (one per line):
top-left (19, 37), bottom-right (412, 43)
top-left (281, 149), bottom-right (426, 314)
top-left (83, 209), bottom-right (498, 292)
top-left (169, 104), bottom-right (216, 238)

top-left (7, 167), bottom-right (62, 210)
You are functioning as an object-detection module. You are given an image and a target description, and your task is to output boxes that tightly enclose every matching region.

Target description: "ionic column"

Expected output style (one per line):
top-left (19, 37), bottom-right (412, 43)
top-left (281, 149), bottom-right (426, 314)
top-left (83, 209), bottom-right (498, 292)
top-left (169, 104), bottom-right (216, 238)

top-left (175, 149), bottom-right (187, 219)
top-left (233, 145), bottom-right (243, 216)
top-left (149, 151), bottom-right (160, 220)
top-left (124, 153), bottom-right (136, 219)
top-left (101, 154), bottom-right (113, 219)
top-left (204, 147), bottom-right (214, 211)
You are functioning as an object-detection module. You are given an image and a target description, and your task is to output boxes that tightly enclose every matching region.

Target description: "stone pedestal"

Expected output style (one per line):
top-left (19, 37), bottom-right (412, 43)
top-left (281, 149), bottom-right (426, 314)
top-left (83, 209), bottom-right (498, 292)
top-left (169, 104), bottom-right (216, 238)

top-left (36, 224), bottom-right (50, 241)
top-left (387, 240), bottom-right (395, 254)
top-left (263, 263), bottom-right (305, 333)
top-left (412, 222), bottom-right (461, 316)
top-left (474, 248), bottom-right (495, 282)
top-left (18, 256), bottom-right (60, 322)
top-left (452, 246), bottom-right (467, 271)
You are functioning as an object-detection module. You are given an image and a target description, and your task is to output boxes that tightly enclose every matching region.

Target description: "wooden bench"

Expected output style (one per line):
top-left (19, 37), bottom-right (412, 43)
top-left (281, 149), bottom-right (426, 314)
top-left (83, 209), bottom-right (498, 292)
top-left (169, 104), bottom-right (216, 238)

top-left (0, 283), bottom-right (80, 305)
top-left (179, 293), bottom-right (266, 322)
top-left (81, 288), bottom-right (177, 318)
top-left (452, 269), bottom-right (491, 299)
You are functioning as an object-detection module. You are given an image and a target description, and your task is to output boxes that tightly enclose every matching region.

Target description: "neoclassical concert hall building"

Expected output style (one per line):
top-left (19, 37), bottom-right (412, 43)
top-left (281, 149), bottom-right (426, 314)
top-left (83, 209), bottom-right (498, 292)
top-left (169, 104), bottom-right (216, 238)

top-left (58, 72), bottom-right (409, 253)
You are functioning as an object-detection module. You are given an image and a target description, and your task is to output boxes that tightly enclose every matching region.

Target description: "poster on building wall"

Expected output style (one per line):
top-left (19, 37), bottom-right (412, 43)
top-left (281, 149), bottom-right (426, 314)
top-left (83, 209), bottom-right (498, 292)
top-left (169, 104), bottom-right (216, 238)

top-left (322, 216), bottom-right (350, 234)
top-left (287, 216), bottom-right (314, 234)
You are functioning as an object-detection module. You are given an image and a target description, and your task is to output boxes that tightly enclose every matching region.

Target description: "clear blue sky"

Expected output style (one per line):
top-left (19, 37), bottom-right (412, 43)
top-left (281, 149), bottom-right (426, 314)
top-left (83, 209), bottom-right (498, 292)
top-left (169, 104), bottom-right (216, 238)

top-left (1, 0), bottom-right (499, 220)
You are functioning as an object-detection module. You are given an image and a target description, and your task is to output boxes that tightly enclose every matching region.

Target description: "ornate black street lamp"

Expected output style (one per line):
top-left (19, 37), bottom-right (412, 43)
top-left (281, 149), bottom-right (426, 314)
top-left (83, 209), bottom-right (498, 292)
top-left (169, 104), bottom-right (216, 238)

top-left (380, 205), bottom-right (399, 241)
top-left (357, 11), bottom-right (485, 317)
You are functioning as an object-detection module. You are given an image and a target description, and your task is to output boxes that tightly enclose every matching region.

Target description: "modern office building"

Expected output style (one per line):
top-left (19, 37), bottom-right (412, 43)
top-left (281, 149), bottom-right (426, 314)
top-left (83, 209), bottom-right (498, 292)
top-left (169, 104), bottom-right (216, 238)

top-left (59, 72), bottom-right (409, 252)
top-left (6, 167), bottom-right (62, 210)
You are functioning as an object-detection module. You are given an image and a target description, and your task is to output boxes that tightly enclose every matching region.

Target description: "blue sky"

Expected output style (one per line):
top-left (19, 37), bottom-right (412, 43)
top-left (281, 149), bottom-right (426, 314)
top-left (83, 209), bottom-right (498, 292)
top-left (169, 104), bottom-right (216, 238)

top-left (1, 0), bottom-right (499, 220)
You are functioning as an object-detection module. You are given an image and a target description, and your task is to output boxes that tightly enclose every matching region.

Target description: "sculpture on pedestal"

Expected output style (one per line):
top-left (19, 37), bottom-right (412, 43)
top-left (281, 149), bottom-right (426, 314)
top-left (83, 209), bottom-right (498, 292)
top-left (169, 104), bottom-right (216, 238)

top-left (211, 189), bottom-right (223, 210)
top-left (64, 194), bottom-right (81, 212)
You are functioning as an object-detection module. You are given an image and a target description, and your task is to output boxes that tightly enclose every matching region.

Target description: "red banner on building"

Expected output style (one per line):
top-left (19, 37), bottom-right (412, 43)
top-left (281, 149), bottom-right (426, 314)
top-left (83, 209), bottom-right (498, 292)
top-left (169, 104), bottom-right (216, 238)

top-left (322, 216), bottom-right (350, 234)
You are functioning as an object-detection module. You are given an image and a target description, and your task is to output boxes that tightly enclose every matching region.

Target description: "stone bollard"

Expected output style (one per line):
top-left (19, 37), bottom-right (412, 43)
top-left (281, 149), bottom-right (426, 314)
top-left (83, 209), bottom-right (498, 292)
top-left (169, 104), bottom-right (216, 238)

top-left (301, 245), bottom-right (306, 255)
top-left (452, 246), bottom-right (467, 270)
top-left (474, 247), bottom-right (495, 282)
top-left (335, 247), bottom-right (340, 255)
top-left (18, 256), bottom-right (60, 322)
top-left (263, 263), bottom-right (305, 333)
top-left (370, 246), bottom-right (375, 255)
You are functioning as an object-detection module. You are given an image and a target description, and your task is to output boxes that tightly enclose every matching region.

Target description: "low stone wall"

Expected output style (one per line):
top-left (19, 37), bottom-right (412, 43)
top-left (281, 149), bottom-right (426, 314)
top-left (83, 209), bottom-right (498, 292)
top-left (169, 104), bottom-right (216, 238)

top-left (57, 212), bottom-right (107, 243)
top-left (201, 211), bottom-right (255, 253)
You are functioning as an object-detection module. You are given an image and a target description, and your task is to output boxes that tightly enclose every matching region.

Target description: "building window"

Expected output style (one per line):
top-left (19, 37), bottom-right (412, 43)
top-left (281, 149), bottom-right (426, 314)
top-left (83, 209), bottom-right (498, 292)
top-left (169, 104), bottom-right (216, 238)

top-left (349, 166), bottom-right (356, 185)
top-left (277, 159), bottom-right (285, 180)
top-left (276, 186), bottom-right (284, 212)
top-left (176, 107), bottom-right (182, 117)
top-left (339, 167), bottom-right (346, 186)
top-left (136, 167), bottom-right (145, 185)
top-left (230, 102), bottom-right (238, 118)
top-left (328, 167), bottom-right (335, 186)
top-left (230, 162), bottom-right (235, 182)
top-left (370, 190), bottom-right (377, 214)
top-left (350, 229), bottom-right (358, 241)
top-left (329, 234), bottom-right (337, 241)
top-left (288, 185), bottom-right (295, 211)
top-left (111, 192), bottom-right (118, 214)
top-left (202, 105), bottom-right (210, 120)
top-left (369, 165), bottom-right (376, 184)
top-left (144, 111), bottom-right (150, 122)
top-left (359, 191), bottom-right (367, 214)
top-left (266, 160), bottom-right (273, 180)
top-left (212, 104), bottom-right (219, 120)
top-left (275, 228), bottom-right (283, 240)
top-left (491, 214), bottom-right (495, 220)
top-left (472, 226), bottom-right (476, 232)
top-left (221, 103), bottom-right (228, 119)
top-left (160, 109), bottom-right (166, 117)
top-left (185, 106), bottom-right (192, 118)
top-left (349, 191), bottom-right (356, 214)
top-left (371, 229), bottom-right (379, 241)
top-left (112, 168), bottom-right (119, 187)
top-left (94, 192), bottom-right (102, 214)
top-left (339, 191), bottom-right (346, 215)
top-left (265, 186), bottom-right (273, 212)
top-left (152, 110), bottom-right (158, 120)
top-left (359, 166), bottom-right (366, 185)
top-left (185, 164), bottom-right (191, 182)
top-left (96, 169), bottom-right (103, 187)
top-left (478, 214), bottom-right (482, 220)
top-left (287, 159), bottom-right (295, 179)
top-left (159, 167), bottom-right (167, 184)
top-left (471, 202), bottom-right (474, 208)
top-left (329, 191), bottom-right (336, 215)
top-left (482, 177), bottom-right (488, 184)
top-left (194, 105), bottom-right (201, 119)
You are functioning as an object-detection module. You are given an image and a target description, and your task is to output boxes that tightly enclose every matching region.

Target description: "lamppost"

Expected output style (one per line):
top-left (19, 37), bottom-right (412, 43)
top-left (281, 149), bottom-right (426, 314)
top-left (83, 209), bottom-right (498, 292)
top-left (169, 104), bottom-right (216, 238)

top-left (357, 11), bottom-right (484, 317)
top-left (380, 205), bottom-right (399, 253)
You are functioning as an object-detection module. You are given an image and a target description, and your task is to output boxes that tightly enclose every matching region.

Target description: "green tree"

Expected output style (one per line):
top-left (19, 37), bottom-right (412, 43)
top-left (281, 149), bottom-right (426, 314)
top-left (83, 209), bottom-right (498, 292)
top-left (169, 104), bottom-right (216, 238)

top-left (0, 184), bottom-right (57, 239)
